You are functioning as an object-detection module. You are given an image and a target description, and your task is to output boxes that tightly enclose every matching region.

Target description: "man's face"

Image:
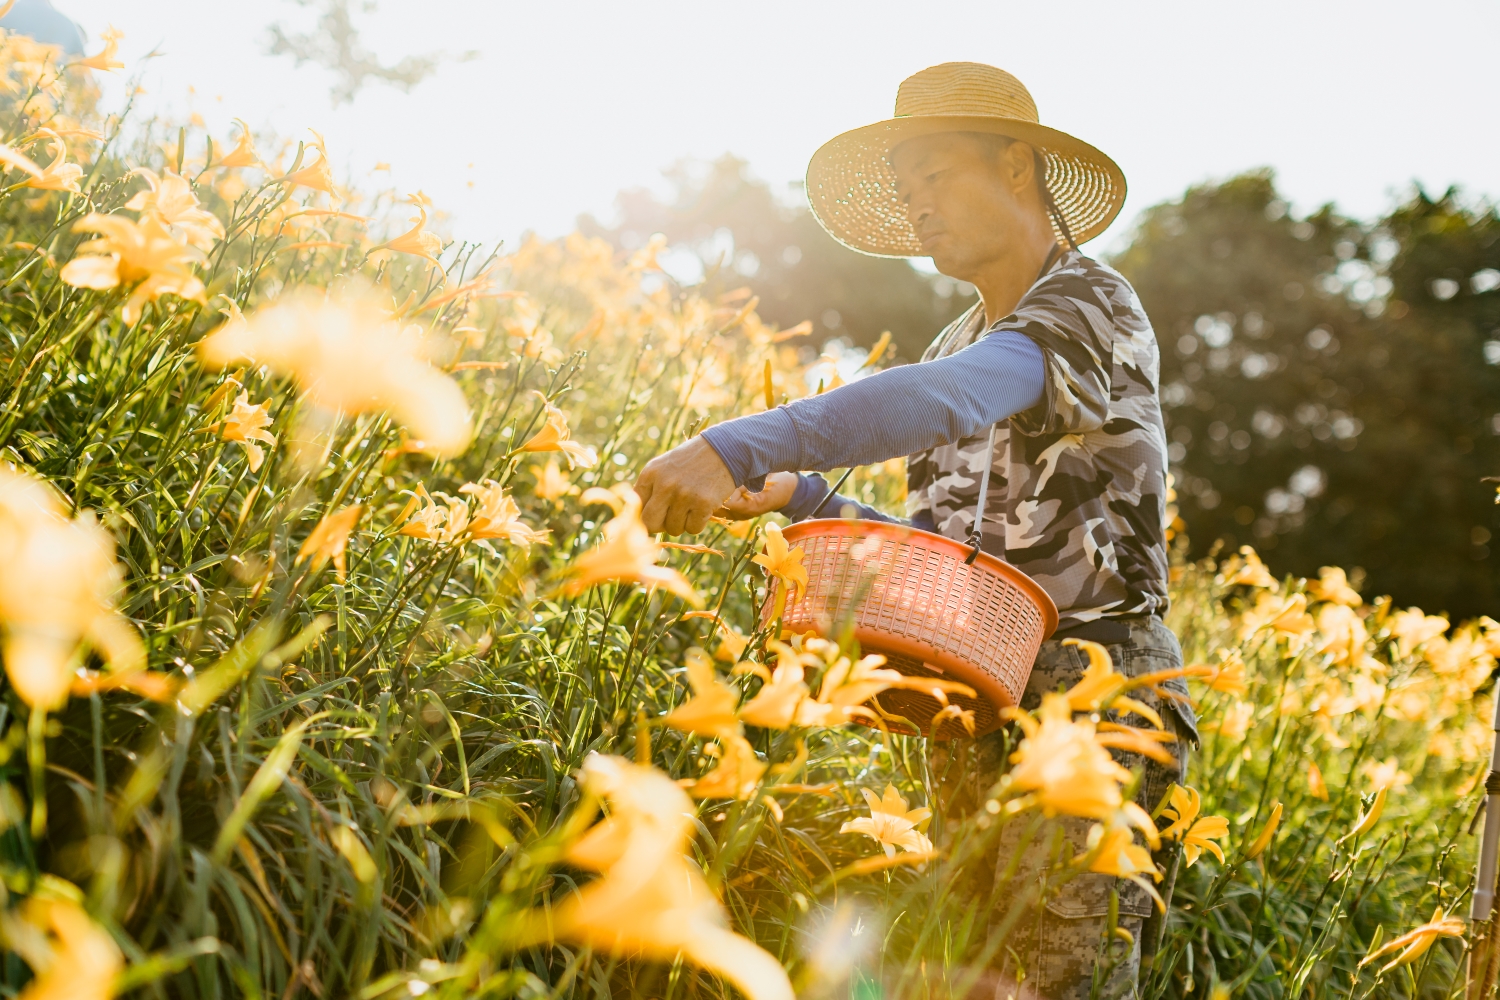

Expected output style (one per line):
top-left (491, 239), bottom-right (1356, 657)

top-left (890, 132), bottom-right (1033, 280)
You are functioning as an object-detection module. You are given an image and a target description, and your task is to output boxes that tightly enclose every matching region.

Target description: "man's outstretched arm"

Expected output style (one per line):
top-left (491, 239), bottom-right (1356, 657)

top-left (635, 328), bottom-right (1045, 533)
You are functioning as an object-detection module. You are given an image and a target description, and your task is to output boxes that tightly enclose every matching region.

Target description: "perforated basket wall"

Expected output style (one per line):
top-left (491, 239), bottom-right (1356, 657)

top-left (759, 520), bottom-right (1057, 739)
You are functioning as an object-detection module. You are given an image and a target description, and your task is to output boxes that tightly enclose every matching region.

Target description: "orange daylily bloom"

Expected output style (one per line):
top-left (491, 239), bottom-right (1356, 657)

top-left (840, 784), bottom-right (933, 858)
top-left (1308, 566), bottom-right (1362, 606)
top-left (21, 130), bottom-right (81, 193)
top-left (372, 203), bottom-right (443, 266)
top-left (218, 120), bottom-right (260, 168)
top-left (197, 287), bottom-right (472, 455)
top-left (60, 212), bottom-right (206, 323)
top-left (1390, 607), bottom-right (1449, 658)
top-left (1244, 801), bottom-right (1282, 860)
top-left (566, 485), bottom-right (699, 605)
top-left (753, 523), bottom-right (807, 620)
top-left (517, 392), bottom-right (598, 468)
top-left (396, 485), bottom-right (468, 544)
top-left (1006, 694), bottom-right (1137, 824)
top-left (680, 732), bottom-right (767, 800)
top-left (211, 391), bottom-right (276, 472)
top-left (0, 470), bottom-right (146, 711)
top-left (297, 505), bottom-right (362, 583)
top-left (662, 647), bottom-right (741, 738)
top-left (1085, 821), bottom-right (1164, 911)
top-left (1358, 908), bottom-right (1466, 974)
top-left (1219, 545), bottom-right (1277, 588)
top-left (530, 458), bottom-right (578, 503)
top-left (1157, 785), bottom-right (1229, 866)
top-left (520, 755), bottom-right (793, 1000)
top-left (737, 648), bottom-right (810, 730)
top-left (280, 130), bottom-right (338, 196)
top-left (1308, 760), bottom-right (1329, 800)
top-left (125, 168), bottom-right (225, 250)
top-left (1094, 722), bottom-right (1177, 765)
top-left (1239, 592), bottom-right (1317, 650)
top-left (1060, 638), bottom-right (1163, 728)
top-left (0, 895), bottom-right (123, 1000)
top-left (73, 25), bottom-right (123, 71)
top-left (459, 480), bottom-right (549, 548)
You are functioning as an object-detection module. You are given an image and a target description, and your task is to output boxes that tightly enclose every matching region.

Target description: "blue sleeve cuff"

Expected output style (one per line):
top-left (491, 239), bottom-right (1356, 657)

top-left (699, 408), bottom-right (802, 491)
top-left (781, 473), bottom-right (830, 520)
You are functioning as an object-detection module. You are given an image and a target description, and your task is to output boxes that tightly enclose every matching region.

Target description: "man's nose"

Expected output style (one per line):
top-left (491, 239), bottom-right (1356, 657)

top-left (906, 196), bottom-right (932, 230)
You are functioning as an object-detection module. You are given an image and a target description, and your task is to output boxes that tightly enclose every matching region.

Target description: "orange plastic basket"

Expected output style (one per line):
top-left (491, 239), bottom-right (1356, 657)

top-left (759, 519), bottom-right (1058, 739)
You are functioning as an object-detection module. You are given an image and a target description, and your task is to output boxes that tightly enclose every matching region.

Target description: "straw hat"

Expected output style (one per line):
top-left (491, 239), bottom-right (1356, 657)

top-left (806, 62), bottom-right (1126, 257)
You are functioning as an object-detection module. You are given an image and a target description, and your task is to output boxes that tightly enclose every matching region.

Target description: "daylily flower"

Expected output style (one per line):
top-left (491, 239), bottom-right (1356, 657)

top-left (565, 486), bottom-right (699, 605)
top-left (1361, 757), bottom-right (1411, 793)
top-left (1194, 648), bottom-right (1247, 695)
top-left (1094, 722), bottom-right (1177, 765)
top-left (19, 131), bottom-right (80, 193)
top-left (517, 392), bottom-right (597, 468)
top-left (1157, 785), bottom-right (1229, 865)
top-left (74, 25), bottom-right (123, 71)
top-left (396, 485), bottom-right (469, 543)
top-left (197, 287), bottom-right (473, 455)
top-left (737, 649), bottom-right (810, 730)
top-left (0, 470), bottom-right (146, 711)
top-left (459, 480), bottom-right (549, 548)
top-left (280, 130), bottom-right (338, 196)
top-left (371, 203), bottom-right (443, 266)
top-left (531, 458), bottom-right (578, 503)
top-left (218, 120), bottom-right (261, 168)
top-left (1308, 760), bottom-right (1329, 800)
top-left (60, 212), bottom-right (206, 323)
top-left (1239, 592), bottom-right (1317, 649)
top-left (840, 784), bottom-right (933, 858)
top-left (753, 523), bottom-right (807, 620)
top-left (1308, 565), bottom-right (1362, 606)
top-left (0, 895), bottom-right (123, 1000)
top-left (125, 168), bottom-right (225, 250)
top-left (1244, 801), bottom-right (1282, 860)
top-left (1085, 821), bottom-right (1164, 911)
top-left (1202, 699), bottom-right (1254, 740)
top-left (681, 732), bottom-right (766, 800)
top-left (1061, 638), bottom-right (1163, 727)
top-left (0, 142), bottom-right (44, 181)
top-left (1358, 908), bottom-right (1466, 974)
top-left (1219, 545), bottom-right (1277, 588)
top-left (297, 505), bottom-right (362, 583)
top-left (521, 755), bottom-right (793, 1000)
top-left (1390, 608), bottom-right (1449, 658)
top-left (210, 391), bottom-right (276, 472)
top-left (794, 641), bottom-right (974, 729)
top-left (1340, 787), bottom-right (1387, 844)
top-left (1005, 694), bottom-right (1133, 822)
top-left (662, 647), bottom-right (741, 738)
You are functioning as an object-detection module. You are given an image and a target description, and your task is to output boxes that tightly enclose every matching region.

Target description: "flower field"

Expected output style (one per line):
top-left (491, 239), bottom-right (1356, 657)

top-left (0, 28), bottom-right (1496, 1000)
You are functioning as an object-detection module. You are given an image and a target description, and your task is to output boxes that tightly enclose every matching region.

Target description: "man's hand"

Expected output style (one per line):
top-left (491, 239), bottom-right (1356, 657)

top-left (635, 437), bottom-right (737, 535)
top-left (718, 472), bottom-right (798, 520)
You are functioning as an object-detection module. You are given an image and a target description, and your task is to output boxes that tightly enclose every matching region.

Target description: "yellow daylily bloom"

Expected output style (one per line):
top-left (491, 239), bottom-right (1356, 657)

top-left (800, 645), bottom-right (973, 729)
top-left (1358, 908), bottom-right (1465, 974)
top-left (0, 895), bottom-right (123, 1000)
top-left (522, 755), bottom-right (793, 1000)
top-left (1060, 639), bottom-right (1163, 727)
top-left (1194, 648), bottom-right (1247, 695)
top-left (1157, 785), bottom-right (1229, 865)
top-left (197, 287), bottom-right (473, 455)
top-left (1239, 592), bottom-right (1317, 649)
top-left (565, 485), bottom-right (700, 605)
top-left (712, 620), bottom-right (749, 663)
top-left (396, 485), bottom-right (468, 544)
top-left (1317, 603), bottom-right (1372, 668)
top-left (517, 392), bottom-right (597, 468)
top-left (1244, 801), bottom-right (1282, 860)
top-left (218, 120), bottom-right (260, 168)
top-left (0, 142), bottom-right (44, 180)
top-left (459, 480), bottom-right (549, 548)
top-left (372, 203), bottom-right (443, 266)
top-left (22, 130), bottom-right (82, 193)
top-left (74, 25), bottom-right (123, 71)
top-left (737, 650), bottom-right (810, 730)
top-left (530, 458), bottom-right (578, 503)
top-left (211, 391), bottom-right (276, 472)
top-left (60, 212), bottom-right (206, 323)
top-left (125, 168), bottom-right (225, 250)
top-left (1219, 545), bottom-right (1277, 588)
top-left (1085, 821), bottom-right (1164, 911)
top-left (1340, 787), bottom-right (1387, 843)
top-left (1203, 699), bottom-right (1254, 740)
top-left (280, 130), bottom-right (338, 196)
top-left (860, 330), bottom-right (893, 370)
top-left (840, 784), bottom-right (933, 858)
top-left (681, 732), bottom-right (767, 800)
top-left (1308, 566), bottom-right (1362, 606)
top-left (1390, 607), bottom-right (1449, 658)
top-left (662, 647), bottom-right (741, 738)
top-left (1361, 757), bottom-right (1411, 793)
top-left (1308, 760), bottom-right (1329, 800)
top-left (0, 470), bottom-right (146, 711)
top-left (1095, 722), bottom-right (1177, 765)
top-left (296, 505), bottom-right (362, 583)
top-left (1006, 694), bottom-right (1132, 822)
top-left (753, 523), bottom-right (808, 620)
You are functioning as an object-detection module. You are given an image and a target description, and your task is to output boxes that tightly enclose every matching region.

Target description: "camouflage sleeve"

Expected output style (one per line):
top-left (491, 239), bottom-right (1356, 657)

top-left (1004, 269), bottom-right (1118, 437)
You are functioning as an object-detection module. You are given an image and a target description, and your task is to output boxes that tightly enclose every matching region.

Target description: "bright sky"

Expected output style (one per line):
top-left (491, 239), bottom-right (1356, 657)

top-left (60, 0), bottom-right (1500, 258)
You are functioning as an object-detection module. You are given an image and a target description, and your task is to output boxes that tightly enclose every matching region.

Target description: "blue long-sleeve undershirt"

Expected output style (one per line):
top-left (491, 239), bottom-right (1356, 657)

top-left (700, 327), bottom-right (1046, 521)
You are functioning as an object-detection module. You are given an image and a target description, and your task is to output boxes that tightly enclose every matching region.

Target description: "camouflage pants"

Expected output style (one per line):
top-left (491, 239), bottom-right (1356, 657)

top-left (976, 617), bottom-right (1199, 1000)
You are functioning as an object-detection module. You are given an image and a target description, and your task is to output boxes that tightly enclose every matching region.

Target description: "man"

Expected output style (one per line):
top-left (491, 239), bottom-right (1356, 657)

top-left (635, 62), bottom-right (1197, 998)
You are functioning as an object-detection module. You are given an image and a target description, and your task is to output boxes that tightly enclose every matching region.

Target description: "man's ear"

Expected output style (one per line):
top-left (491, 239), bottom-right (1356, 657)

top-left (1000, 140), bottom-right (1037, 195)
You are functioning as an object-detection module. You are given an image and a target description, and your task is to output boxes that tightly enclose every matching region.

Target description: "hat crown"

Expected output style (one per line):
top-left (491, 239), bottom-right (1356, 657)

top-left (894, 62), bottom-right (1038, 123)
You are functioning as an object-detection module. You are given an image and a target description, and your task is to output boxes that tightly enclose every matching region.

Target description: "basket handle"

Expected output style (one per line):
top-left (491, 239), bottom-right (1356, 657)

top-left (963, 423), bottom-right (999, 565)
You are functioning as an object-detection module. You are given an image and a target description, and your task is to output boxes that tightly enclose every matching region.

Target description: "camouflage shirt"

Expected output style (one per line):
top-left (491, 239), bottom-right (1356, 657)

top-left (906, 250), bottom-right (1170, 627)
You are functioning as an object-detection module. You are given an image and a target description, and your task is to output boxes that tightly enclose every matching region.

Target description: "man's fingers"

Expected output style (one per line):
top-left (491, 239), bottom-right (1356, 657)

top-left (683, 507), bottom-right (712, 535)
top-left (641, 490), bottom-right (671, 534)
top-left (662, 502), bottom-right (688, 537)
top-left (634, 469), bottom-right (655, 507)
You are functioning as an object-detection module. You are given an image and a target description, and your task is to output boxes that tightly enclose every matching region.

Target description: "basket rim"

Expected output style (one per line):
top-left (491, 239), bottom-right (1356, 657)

top-left (780, 518), bottom-right (1060, 639)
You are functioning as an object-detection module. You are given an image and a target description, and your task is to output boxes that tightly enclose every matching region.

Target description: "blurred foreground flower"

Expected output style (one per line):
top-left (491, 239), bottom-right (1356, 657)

top-left (840, 784), bottom-right (933, 858)
top-left (521, 755), bottom-right (793, 1000)
top-left (0, 470), bottom-right (147, 710)
top-left (297, 505), bottom-right (362, 583)
top-left (663, 647), bottom-right (740, 737)
top-left (1359, 908), bottom-right (1465, 974)
top-left (1157, 785), bottom-right (1228, 866)
top-left (566, 486), bottom-right (699, 605)
top-left (60, 213), bottom-right (206, 323)
top-left (681, 732), bottom-right (766, 800)
top-left (197, 288), bottom-right (472, 455)
top-left (0, 894), bottom-right (123, 1000)
top-left (517, 392), bottom-right (597, 468)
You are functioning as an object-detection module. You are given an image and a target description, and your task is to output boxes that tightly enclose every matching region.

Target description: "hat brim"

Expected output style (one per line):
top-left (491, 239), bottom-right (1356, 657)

top-left (805, 115), bottom-right (1127, 258)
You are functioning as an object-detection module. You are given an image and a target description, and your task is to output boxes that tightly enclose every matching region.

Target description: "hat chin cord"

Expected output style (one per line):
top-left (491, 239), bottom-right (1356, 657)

top-left (1033, 150), bottom-right (1079, 252)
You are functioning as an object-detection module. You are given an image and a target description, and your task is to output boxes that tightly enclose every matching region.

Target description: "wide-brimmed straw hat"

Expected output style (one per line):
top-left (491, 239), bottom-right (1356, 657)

top-left (806, 62), bottom-right (1126, 257)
